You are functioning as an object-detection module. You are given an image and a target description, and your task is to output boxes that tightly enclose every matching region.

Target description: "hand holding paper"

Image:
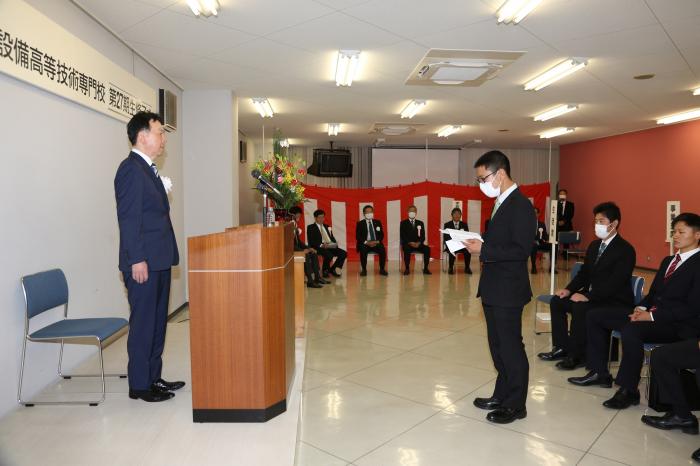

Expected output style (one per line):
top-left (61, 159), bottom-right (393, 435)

top-left (440, 229), bottom-right (483, 256)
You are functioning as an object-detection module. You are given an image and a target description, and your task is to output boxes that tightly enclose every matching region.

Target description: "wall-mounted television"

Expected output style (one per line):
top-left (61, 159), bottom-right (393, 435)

top-left (307, 149), bottom-right (353, 177)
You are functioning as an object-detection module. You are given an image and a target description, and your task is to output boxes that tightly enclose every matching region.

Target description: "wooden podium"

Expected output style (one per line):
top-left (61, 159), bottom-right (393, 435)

top-left (187, 223), bottom-right (295, 422)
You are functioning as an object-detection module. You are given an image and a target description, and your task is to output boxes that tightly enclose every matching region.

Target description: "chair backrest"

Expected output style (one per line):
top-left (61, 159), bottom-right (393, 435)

top-left (571, 261), bottom-right (583, 279)
top-left (558, 231), bottom-right (581, 245)
top-left (631, 275), bottom-right (645, 306)
top-left (21, 269), bottom-right (68, 319)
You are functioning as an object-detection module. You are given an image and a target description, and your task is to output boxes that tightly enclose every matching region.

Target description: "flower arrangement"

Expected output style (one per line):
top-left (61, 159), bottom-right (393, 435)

top-left (253, 154), bottom-right (307, 210)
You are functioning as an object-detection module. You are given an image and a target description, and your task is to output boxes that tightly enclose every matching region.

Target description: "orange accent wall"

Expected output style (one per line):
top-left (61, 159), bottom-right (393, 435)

top-left (560, 119), bottom-right (700, 269)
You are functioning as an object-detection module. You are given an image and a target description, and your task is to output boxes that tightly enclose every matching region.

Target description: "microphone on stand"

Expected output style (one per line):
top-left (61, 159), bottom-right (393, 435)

top-left (251, 169), bottom-right (282, 197)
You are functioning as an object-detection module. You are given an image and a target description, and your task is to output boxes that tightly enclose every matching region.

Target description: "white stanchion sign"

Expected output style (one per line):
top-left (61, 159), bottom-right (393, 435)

top-left (0, 0), bottom-right (156, 123)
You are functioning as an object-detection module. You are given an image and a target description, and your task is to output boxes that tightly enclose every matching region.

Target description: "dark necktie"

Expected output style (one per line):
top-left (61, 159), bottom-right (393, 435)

top-left (595, 241), bottom-right (607, 263)
top-left (151, 163), bottom-right (159, 178)
top-left (664, 254), bottom-right (682, 282)
top-left (368, 220), bottom-right (376, 241)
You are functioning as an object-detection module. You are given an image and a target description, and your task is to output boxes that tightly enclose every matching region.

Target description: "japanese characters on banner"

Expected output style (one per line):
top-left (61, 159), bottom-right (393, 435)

top-left (0, 0), bottom-right (156, 123)
top-left (300, 181), bottom-right (551, 261)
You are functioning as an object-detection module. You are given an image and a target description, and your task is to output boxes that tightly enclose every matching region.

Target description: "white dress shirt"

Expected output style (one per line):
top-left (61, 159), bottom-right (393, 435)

top-left (131, 148), bottom-right (153, 167)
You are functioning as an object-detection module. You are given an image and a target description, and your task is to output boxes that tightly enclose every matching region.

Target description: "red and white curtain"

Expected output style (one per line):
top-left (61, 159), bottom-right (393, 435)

top-left (299, 181), bottom-right (551, 261)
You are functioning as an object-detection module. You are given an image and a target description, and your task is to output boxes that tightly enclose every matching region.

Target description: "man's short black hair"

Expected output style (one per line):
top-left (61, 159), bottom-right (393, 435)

top-left (451, 207), bottom-right (462, 215)
top-left (672, 212), bottom-right (700, 232)
top-left (127, 111), bottom-right (163, 145)
top-left (558, 188), bottom-right (568, 195)
top-left (593, 202), bottom-right (621, 224)
top-left (289, 206), bottom-right (302, 215)
top-left (363, 205), bottom-right (374, 213)
top-left (407, 205), bottom-right (417, 211)
top-left (313, 209), bottom-right (325, 218)
top-left (474, 150), bottom-right (511, 177)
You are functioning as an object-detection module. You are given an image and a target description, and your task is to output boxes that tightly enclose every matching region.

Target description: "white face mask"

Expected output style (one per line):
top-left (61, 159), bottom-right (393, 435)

top-left (595, 223), bottom-right (611, 240)
top-left (479, 175), bottom-right (501, 198)
top-left (408, 212), bottom-right (417, 219)
top-left (365, 213), bottom-right (374, 220)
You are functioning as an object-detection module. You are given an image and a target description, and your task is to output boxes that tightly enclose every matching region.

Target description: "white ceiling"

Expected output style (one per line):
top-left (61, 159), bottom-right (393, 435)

top-left (74, 0), bottom-right (700, 148)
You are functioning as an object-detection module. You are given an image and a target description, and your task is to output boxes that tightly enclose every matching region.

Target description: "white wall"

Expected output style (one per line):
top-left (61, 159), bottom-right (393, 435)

top-left (238, 132), bottom-right (264, 226)
top-left (372, 148), bottom-right (460, 187)
top-left (0, 0), bottom-right (185, 418)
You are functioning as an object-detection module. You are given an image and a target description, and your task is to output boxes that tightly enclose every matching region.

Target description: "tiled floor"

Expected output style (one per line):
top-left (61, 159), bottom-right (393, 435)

top-left (295, 260), bottom-right (699, 466)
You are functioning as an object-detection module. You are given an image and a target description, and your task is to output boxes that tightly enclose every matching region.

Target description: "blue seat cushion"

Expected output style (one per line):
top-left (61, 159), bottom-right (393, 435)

top-left (30, 318), bottom-right (128, 341)
top-left (536, 294), bottom-right (553, 304)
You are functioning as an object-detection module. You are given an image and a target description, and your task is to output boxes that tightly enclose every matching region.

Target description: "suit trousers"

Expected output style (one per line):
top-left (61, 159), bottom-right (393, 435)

top-left (447, 249), bottom-right (471, 271)
top-left (304, 250), bottom-right (321, 282)
top-left (550, 296), bottom-right (596, 358)
top-left (402, 244), bottom-right (431, 270)
top-left (650, 339), bottom-right (700, 417)
top-left (317, 246), bottom-right (347, 272)
top-left (123, 269), bottom-right (171, 390)
top-left (358, 243), bottom-right (386, 271)
top-left (483, 304), bottom-right (529, 409)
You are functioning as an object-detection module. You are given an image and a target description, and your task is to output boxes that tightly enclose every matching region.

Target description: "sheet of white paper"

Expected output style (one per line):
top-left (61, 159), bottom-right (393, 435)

top-left (440, 228), bottom-right (483, 242)
top-left (446, 239), bottom-right (468, 255)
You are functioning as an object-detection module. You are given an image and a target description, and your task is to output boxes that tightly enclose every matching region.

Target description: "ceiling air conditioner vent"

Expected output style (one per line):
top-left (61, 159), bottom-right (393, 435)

top-left (370, 122), bottom-right (426, 136)
top-left (406, 49), bottom-right (525, 87)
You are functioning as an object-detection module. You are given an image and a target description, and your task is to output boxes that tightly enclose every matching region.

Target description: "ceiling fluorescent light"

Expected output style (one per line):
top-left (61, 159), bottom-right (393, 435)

top-left (437, 125), bottom-right (462, 138)
top-left (187, 0), bottom-right (219, 17)
top-left (497, 0), bottom-right (542, 24)
top-left (400, 100), bottom-right (426, 119)
top-left (540, 127), bottom-right (575, 139)
top-left (524, 58), bottom-right (588, 91)
top-left (657, 108), bottom-right (700, 125)
top-left (328, 123), bottom-right (340, 136)
top-left (335, 50), bottom-right (361, 86)
top-left (279, 138), bottom-right (289, 148)
top-left (693, 87), bottom-right (700, 96)
top-left (251, 98), bottom-right (274, 118)
top-left (534, 104), bottom-right (579, 122)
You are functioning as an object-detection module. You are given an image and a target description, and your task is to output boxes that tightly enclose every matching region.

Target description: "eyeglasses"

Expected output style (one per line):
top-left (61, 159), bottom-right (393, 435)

top-left (475, 171), bottom-right (496, 184)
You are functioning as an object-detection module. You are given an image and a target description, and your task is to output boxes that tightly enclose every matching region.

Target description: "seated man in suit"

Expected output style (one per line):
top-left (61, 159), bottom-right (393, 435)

top-left (530, 207), bottom-right (550, 274)
top-left (306, 209), bottom-right (347, 278)
top-left (443, 207), bottom-right (473, 275)
top-left (569, 212), bottom-right (700, 410)
top-left (538, 202), bottom-right (636, 370)
top-left (400, 205), bottom-right (431, 275)
top-left (356, 205), bottom-right (388, 277)
top-left (289, 206), bottom-right (329, 288)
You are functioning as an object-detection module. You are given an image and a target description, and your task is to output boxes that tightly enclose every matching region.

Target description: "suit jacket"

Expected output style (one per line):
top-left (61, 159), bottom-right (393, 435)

top-left (306, 222), bottom-right (337, 249)
top-left (557, 200), bottom-right (575, 231)
top-left (639, 253), bottom-right (700, 331)
top-left (535, 221), bottom-right (549, 246)
top-left (115, 151), bottom-right (179, 272)
top-left (478, 188), bottom-right (536, 307)
top-left (400, 218), bottom-right (426, 246)
top-left (566, 235), bottom-right (636, 306)
top-left (443, 220), bottom-right (469, 251)
top-left (292, 223), bottom-right (307, 251)
top-left (356, 219), bottom-right (385, 250)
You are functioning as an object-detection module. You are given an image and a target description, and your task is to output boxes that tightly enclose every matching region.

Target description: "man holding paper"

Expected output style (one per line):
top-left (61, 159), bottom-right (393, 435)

top-left (464, 150), bottom-right (536, 424)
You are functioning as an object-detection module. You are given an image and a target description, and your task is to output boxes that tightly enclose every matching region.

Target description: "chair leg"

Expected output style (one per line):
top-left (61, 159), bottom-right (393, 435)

top-left (57, 339), bottom-right (127, 379)
top-left (58, 339), bottom-right (66, 378)
top-left (17, 337), bottom-right (30, 406)
top-left (534, 300), bottom-right (540, 335)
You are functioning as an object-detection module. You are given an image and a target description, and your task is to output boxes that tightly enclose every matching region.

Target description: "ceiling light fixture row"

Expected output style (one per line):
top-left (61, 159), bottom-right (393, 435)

top-left (251, 98), bottom-right (274, 118)
top-left (496, 0), bottom-right (542, 24)
top-left (335, 50), bottom-right (361, 87)
top-left (534, 104), bottom-right (578, 122)
top-left (524, 57), bottom-right (588, 91)
top-left (540, 127), bottom-right (575, 139)
top-left (400, 99), bottom-right (427, 119)
top-left (693, 87), bottom-right (700, 96)
top-left (279, 138), bottom-right (290, 148)
top-left (437, 125), bottom-right (462, 138)
top-left (187, 0), bottom-right (220, 17)
top-left (657, 109), bottom-right (700, 125)
top-left (328, 123), bottom-right (340, 136)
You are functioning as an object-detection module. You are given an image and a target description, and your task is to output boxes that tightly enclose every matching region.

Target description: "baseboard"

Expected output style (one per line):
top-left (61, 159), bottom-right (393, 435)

top-left (193, 399), bottom-right (287, 423)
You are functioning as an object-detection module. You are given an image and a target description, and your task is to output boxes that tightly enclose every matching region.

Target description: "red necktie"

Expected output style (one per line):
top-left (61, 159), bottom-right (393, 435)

top-left (664, 254), bottom-right (682, 282)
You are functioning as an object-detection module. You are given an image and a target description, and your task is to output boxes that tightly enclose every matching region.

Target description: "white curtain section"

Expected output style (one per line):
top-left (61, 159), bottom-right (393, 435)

top-left (292, 145), bottom-right (372, 188)
top-left (386, 200), bottom-right (402, 260)
top-left (330, 200), bottom-right (347, 251)
top-left (371, 148), bottom-right (460, 187)
top-left (459, 147), bottom-right (558, 187)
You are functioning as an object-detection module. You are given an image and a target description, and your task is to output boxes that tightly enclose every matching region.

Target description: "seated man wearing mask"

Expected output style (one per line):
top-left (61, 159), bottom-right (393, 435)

top-left (289, 206), bottom-right (329, 288)
top-left (538, 202), bottom-right (636, 370)
top-left (400, 205), bottom-right (432, 275)
top-left (443, 207), bottom-right (473, 275)
top-left (355, 205), bottom-right (388, 276)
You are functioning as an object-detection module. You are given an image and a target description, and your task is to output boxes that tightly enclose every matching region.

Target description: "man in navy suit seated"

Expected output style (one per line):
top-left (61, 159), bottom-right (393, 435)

top-left (356, 205), bottom-right (388, 277)
top-left (114, 112), bottom-right (184, 403)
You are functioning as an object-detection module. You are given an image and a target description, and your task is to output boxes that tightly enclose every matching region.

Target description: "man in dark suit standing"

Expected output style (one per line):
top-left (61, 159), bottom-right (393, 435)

top-left (114, 112), bottom-right (184, 403)
top-left (400, 206), bottom-right (432, 275)
top-left (557, 189), bottom-right (575, 232)
top-left (569, 212), bottom-right (700, 410)
top-left (464, 150), bottom-right (535, 424)
top-left (443, 207), bottom-right (473, 275)
top-left (289, 206), bottom-right (329, 288)
top-left (530, 207), bottom-right (549, 274)
top-left (537, 202), bottom-right (636, 370)
top-left (306, 209), bottom-right (347, 278)
top-left (356, 205), bottom-right (388, 277)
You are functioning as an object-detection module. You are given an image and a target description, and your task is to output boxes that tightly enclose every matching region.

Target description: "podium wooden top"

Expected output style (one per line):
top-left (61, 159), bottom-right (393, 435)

top-left (188, 223), bottom-right (294, 272)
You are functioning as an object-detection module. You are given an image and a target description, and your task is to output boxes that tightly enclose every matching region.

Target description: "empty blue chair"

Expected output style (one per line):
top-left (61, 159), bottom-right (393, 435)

top-left (558, 231), bottom-right (585, 270)
top-left (18, 269), bottom-right (128, 406)
top-left (534, 262), bottom-right (583, 335)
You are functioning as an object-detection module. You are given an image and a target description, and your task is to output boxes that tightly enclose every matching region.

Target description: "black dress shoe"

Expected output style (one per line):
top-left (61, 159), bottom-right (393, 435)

top-left (603, 388), bottom-right (640, 409)
top-left (153, 378), bottom-right (186, 392)
top-left (538, 347), bottom-right (567, 361)
top-left (473, 396), bottom-right (502, 410)
top-left (692, 447), bottom-right (700, 462)
top-left (448, 268), bottom-right (455, 275)
top-left (379, 270), bottom-right (388, 276)
top-left (486, 407), bottom-right (527, 424)
top-left (322, 271), bottom-right (330, 278)
top-left (568, 370), bottom-right (613, 387)
top-left (423, 269), bottom-right (432, 275)
top-left (330, 269), bottom-right (341, 277)
top-left (403, 269), bottom-right (410, 275)
top-left (642, 412), bottom-right (699, 434)
top-left (318, 278), bottom-right (331, 284)
top-left (360, 270), bottom-right (367, 276)
top-left (556, 356), bottom-right (585, 371)
top-left (531, 269), bottom-right (537, 274)
top-left (465, 268), bottom-right (473, 275)
top-left (129, 389), bottom-right (174, 402)
top-left (307, 282), bottom-right (322, 288)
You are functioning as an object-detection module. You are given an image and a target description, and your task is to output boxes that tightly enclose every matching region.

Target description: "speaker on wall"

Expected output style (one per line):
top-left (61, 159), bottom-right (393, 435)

top-left (159, 89), bottom-right (177, 132)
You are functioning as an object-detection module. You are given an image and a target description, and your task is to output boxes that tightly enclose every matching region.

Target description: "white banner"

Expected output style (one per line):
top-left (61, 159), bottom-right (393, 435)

top-left (0, 0), bottom-right (156, 123)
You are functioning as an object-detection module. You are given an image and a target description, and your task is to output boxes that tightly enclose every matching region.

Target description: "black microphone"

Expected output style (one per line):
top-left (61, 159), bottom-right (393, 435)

top-left (251, 169), bottom-right (282, 197)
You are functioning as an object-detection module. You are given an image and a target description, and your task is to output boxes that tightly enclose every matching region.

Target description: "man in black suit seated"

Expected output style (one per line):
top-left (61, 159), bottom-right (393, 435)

top-left (400, 205), bottom-right (431, 275)
top-left (442, 207), bottom-right (473, 275)
top-left (464, 150), bottom-right (536, 424)
top-left (538, 202), bottom-right (636, 370)
top-left (306, 209), bottom-right (347, 278)
top-left (356, 205), bottom-right (388, 277)
top-left (289, 206), bottom-right (329, 288)
top-left (530, 207), bottom-right (550, 274)
top-left (569, 212), bottom-right (700, 410)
